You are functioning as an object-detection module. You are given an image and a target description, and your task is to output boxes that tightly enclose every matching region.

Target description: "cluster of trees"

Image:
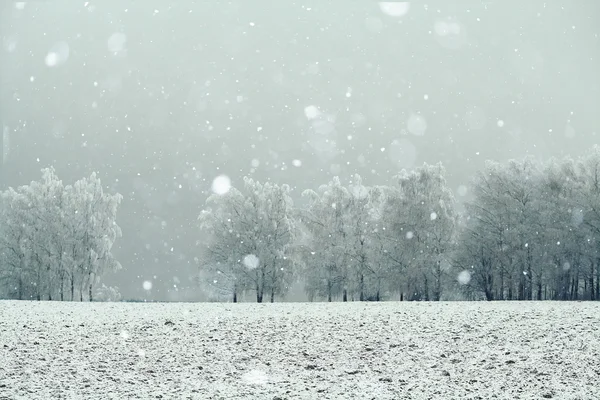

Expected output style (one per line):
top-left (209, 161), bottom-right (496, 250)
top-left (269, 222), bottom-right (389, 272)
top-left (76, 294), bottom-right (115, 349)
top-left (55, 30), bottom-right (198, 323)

top-left (459, 151), bottom-right (600, 301)
top-left (198, 164), bottom-right (459, 302)
top-left (198, 148), bottom-right (600, 302)
top-left (0, 168), bottom-right (123, 301)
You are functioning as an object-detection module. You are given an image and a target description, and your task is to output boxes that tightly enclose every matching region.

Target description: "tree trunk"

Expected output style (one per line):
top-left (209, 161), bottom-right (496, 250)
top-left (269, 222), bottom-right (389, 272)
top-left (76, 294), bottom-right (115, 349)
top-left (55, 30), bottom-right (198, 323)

top-left (342, 289), bottom-right (347, 302)
top-left (498, 267), bottom-right (505, 300)
top-left (256, 283), bottom-right (263, 303)
top-left (359, 274), bottom-right (364, 301)
top-left (422, 274), bottom-right (429, 301)
top-left (485, 289), bottom-right (494, 301)
top-left (433, 261), bottom-right (442, 301)
top-left (270, 286), bottom-right (275, 303)
top-left (71, 270), bottom-right (75, 301)
top-left (233, 290), bottom-right (237, 303)
top-left (596, 258), bottom-right (600, 301)
top-left (88, 272), bottom-right (94, 302)
top-left (18, 275), bottom-right (23, 300)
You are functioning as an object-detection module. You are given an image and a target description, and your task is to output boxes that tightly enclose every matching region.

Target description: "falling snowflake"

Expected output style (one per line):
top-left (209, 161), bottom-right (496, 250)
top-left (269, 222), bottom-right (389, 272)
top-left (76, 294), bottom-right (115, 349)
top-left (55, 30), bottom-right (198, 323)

top-left (378, 2), bottom-right (410, 17)
top-left (107, 32), bottom-right (127, 53)
top-left (304, 105), bottom-right (320, 120)
top-left (457, 270), bottom-right (471, 285)
top-left (211, 175), bottom-right (231, 195)
top-left (243, 254), bottom-right (259, 270)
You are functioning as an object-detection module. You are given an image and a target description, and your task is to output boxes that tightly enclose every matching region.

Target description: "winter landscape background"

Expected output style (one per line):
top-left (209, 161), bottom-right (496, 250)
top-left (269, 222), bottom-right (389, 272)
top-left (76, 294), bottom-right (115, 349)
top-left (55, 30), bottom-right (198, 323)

top-left (1, 1), bottom-right (599, 302)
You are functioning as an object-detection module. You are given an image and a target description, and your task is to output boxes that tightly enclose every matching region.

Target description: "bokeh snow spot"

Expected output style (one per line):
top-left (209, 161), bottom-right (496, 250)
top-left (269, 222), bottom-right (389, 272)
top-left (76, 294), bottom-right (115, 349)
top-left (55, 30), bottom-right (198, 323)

top-left (457, 185), bottom-right (468, 196)
top-left (407, 114), bottom-right (427, 136)
top-left (107, 32), bottom-right (127, 53)
top-left (44, 41), bottom-right (70, 67)
top-left (143, 280), bottom-right (153, 291)
top-left (243, 254), bottom-right (259, 270)
top-left (3, 36), bottom-right (17, 52)
top-left (457, 270), bottom-right (471, 285)
top-left (45, 53), bottom-right (59, 67)
top-left (304, 105), bottom-right (320, 120)
top-left (430, 212), bottom-right (438, 221)
top-left (406, 231), bottom-right (414, 239)
top-left (211, 175), bottom-right (231, 195)
top-left (497, 120), bottom-right (505, 128)
top-left (434, 19), bottom-right (467, 50)
top-left (292, 159), bottom-right (302, 167)
top-left (378, 2), bottom-right (410, 17)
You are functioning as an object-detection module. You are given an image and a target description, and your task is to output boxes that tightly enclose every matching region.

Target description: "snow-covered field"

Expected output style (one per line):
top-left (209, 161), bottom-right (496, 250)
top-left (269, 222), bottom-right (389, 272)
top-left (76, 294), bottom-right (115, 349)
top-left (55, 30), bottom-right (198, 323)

top-left (1, 301), bottom-right (599, 400)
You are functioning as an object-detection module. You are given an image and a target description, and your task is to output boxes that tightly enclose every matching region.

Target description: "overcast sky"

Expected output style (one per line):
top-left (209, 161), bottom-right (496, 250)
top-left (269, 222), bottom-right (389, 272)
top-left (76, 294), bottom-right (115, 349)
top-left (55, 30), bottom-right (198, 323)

top-left (1, 1), bottom-right (598, 300)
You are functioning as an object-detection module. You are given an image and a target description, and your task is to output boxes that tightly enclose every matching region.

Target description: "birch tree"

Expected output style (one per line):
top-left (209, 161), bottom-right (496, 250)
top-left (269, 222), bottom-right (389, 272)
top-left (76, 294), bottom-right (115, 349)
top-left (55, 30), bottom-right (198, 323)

top-left (198, 177), bottom-right (297, 302)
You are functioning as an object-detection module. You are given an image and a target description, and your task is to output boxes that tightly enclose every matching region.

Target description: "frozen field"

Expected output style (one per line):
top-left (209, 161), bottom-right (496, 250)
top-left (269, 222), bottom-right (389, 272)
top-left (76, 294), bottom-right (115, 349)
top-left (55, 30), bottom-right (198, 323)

top-left (1, 301), bottom-right (599, 399)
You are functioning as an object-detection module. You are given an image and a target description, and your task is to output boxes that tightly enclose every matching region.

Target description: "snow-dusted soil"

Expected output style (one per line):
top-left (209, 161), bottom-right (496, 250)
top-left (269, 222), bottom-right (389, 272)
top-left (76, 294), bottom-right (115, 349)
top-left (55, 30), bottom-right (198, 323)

top-left (1, 301), bottom-right (599, 400)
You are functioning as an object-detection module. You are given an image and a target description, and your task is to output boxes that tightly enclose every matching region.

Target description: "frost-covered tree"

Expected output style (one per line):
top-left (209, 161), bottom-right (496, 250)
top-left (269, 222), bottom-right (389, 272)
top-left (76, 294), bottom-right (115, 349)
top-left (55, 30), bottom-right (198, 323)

top-left (299, 175), bottom-right (393, 302)
top-left (457, 159), bottom-right (543, 300)
top-left (0, 168), bottom-right (123, 301)
top-left (456, 154), bottom-right (600, 302)
top-left (198, 177), bottom-right (297, 303)
top-left (95, 284), bottom-right (122, 302)
top-left (68, 173), bottom-right (123, 301)
top-left (299, 177), bottom-right (353, 302)
top-left (377, 163), bottom-right (458, 301)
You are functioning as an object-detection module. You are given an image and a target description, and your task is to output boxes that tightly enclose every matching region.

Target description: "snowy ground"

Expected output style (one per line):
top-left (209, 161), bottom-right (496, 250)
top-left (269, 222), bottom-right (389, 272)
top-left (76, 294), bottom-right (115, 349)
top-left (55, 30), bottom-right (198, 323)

top-left (1, 301), bottom-right (599, 400)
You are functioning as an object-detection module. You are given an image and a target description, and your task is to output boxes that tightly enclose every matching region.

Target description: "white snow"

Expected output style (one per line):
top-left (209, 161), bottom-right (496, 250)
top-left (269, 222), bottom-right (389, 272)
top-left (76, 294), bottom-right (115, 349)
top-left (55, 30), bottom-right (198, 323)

top-left (406, 114), bottom-right (427, 136)
top-left (304, 105), bottom-right (320, 120)
top-left (242, 254), bottom-right (259, 270)
top-left (0, 301), bottom-right (598, 399)
top-left (457, 270), bottom-right (471, 285)
top-left (44, 42), bottom-right (70, 67)
top-left (142, 280), bottom-right (152, 290)
top-left (44, 52), bottom-right (60, 67)
top-left (211, 175), bottom-right (231, 195)
top-left (107, 32), bottom-right (127, 53)
top-left (378, 2), bottom-right (410, 17)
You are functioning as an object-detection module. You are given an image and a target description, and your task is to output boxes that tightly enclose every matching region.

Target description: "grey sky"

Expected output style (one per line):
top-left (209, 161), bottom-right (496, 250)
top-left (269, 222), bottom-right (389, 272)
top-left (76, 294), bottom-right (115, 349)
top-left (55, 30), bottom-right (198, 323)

top-left (1, 1), bottom-right (598, 300)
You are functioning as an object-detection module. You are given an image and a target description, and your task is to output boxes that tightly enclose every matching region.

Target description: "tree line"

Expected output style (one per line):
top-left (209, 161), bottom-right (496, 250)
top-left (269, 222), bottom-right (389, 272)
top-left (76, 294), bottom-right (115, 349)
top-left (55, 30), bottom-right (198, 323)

top-left (198, 148), bottom-right (600, 302)
top-left (0, 168), bottom-right (122, 301)
top-left (4, 147), bottom-right (600, 303)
